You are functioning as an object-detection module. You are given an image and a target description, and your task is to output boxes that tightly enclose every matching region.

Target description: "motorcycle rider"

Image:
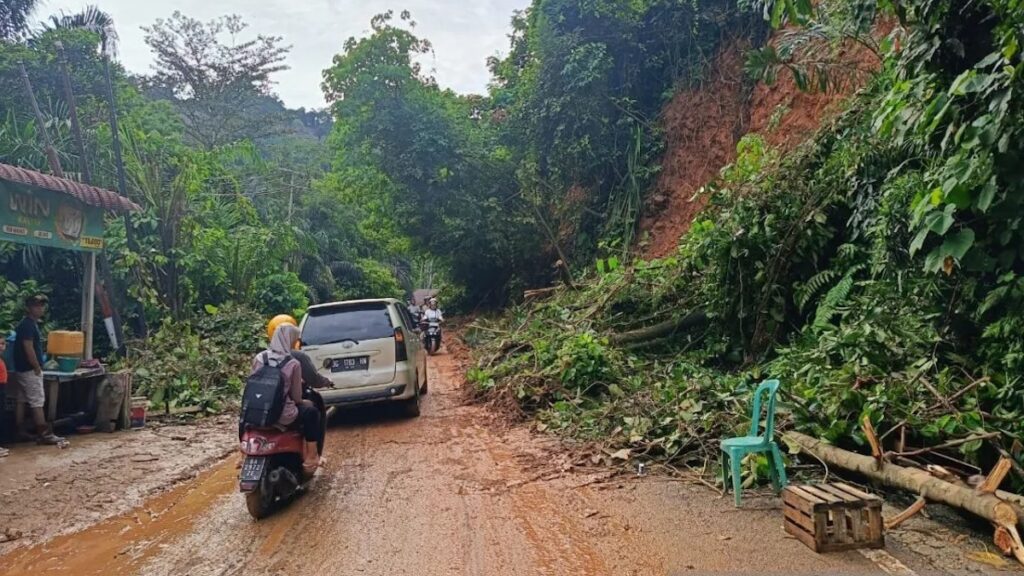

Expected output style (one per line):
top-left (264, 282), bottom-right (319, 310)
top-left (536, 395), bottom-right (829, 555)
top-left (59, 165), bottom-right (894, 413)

top-left (421, 297), bottom-right (444, 346)
top-left (263, 315), bottom-right (331, 456)
top-left (407, 298), bottom-right (422, 323)
top-left (266, 315), bottom-right (332, 391)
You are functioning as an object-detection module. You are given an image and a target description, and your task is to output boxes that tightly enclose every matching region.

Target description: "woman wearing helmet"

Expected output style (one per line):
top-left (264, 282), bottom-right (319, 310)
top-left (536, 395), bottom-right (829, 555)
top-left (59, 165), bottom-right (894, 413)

top-left (250, 315), bottom-right (332, 459)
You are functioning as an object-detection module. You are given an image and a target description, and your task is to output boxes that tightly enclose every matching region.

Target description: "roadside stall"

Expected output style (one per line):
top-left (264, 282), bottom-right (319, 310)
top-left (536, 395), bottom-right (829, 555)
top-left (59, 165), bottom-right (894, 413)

top-left (0, 162), bottom-right (139, 435)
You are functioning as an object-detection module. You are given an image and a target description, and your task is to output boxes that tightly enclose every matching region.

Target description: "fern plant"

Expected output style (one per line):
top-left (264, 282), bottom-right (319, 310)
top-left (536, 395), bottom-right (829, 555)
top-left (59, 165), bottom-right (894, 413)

top-left (812, 271), bottom-right (856, 330)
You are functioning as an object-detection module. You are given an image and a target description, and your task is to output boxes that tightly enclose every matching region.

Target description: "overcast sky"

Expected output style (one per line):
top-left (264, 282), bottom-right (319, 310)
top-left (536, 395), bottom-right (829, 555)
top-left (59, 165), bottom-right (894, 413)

top-left (37, 0), bottom-right (528, 110)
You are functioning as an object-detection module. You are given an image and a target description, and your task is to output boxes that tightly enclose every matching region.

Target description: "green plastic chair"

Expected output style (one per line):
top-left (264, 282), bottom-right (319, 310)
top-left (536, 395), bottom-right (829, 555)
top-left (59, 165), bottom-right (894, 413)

top-left (720, 379), bottom-right (787, 506)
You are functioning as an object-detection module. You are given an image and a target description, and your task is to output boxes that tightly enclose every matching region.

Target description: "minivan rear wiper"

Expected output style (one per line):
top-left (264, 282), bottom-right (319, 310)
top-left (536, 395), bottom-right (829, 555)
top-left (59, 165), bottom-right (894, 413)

top-left (320, 337), bottom-right (361, 346)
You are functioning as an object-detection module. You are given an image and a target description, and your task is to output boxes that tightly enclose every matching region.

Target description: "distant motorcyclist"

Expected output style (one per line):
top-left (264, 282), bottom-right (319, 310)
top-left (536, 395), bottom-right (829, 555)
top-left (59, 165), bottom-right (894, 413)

top-left (421, 298), bottom-right (444, 346)
top-left (407, 298), bottom-right (422, 323)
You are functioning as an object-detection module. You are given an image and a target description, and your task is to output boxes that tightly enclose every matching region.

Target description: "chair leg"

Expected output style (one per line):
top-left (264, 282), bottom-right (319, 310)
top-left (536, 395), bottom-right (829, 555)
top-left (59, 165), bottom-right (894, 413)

top-left (768, 449), bottom-right (780, 492)
top-left (730, 451), bottom-right (743, 507)
top-left (721, 451), bottom-right (729, 494)
top-left (770, 442), bottom-right (788, 492)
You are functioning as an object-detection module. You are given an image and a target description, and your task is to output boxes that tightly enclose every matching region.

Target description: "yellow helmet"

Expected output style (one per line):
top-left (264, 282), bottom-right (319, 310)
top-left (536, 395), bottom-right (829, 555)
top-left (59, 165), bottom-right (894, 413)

top-left (267, 314), bottom-right (297, 341)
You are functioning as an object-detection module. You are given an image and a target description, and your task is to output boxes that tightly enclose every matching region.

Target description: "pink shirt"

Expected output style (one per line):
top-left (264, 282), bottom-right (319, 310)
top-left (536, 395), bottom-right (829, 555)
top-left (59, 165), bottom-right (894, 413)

top-left (250, 354), bottom-right (301, 426)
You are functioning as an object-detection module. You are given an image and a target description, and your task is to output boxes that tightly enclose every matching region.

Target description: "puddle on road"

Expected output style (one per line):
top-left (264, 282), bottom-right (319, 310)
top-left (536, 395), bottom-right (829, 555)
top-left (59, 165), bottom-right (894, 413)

top-left (0, 456), bottom-right (238, 576)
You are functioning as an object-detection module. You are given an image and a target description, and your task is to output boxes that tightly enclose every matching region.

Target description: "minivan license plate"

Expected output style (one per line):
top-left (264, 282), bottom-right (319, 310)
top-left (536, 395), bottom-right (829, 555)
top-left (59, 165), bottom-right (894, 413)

top-left (332, 356), bottom-right (369, 372)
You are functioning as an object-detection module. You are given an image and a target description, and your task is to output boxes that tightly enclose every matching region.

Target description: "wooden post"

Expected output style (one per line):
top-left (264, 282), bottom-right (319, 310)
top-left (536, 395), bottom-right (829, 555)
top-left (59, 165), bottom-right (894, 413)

top-left (84, 252), bottom-right (96, 360)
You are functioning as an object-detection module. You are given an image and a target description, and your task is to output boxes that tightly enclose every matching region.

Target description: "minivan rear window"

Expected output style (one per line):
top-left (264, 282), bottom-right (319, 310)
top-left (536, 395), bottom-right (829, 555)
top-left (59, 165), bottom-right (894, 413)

top-left (302, 303), bottom-right (394, 346)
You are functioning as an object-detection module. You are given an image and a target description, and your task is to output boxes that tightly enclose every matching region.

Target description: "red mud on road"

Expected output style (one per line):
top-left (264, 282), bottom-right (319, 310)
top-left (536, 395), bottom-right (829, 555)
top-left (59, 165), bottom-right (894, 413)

top-left (2, 352), bottom-right (887, 576)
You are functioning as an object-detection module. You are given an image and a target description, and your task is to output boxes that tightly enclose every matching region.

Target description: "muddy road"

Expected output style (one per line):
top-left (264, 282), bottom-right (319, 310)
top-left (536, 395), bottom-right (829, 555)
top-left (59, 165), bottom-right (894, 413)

top-left (1, 352), bottom-right (978, 575)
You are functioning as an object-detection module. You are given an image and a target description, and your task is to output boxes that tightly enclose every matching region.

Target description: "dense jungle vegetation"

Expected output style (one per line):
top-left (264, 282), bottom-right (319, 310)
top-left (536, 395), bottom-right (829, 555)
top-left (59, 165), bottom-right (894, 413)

top-left (2, 0), bottom-right (1023, 484)
top-left (467, 0), bottom-right (1024, 486)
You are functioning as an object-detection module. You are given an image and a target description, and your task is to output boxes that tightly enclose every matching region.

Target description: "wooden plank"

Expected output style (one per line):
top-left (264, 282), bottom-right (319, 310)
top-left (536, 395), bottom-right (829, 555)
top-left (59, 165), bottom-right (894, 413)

top-left (832, 481), bottom-right (882, 502)
top-left (802, 484), bottom-right (843, 504)
top-left (784, 504), bottom-right (816, 532)
top-left (785, 517), bottom-right (820, 552)
top-left (849, 508), bottom-right (865, 544)
top-left (818, 483), bottom-right (864, 505)
top-left (783, 488), bottom-right (815, 513)
top-left (831, 509), bottom-right (849, 544)
top-left (867, 508), bottom-right (885, 544)
top-left (788, 485), bottom-right (827, 504)
top-left (819, 537), bottom-right (885, 553)
top-left (814, 507), bottom-right (830, 550)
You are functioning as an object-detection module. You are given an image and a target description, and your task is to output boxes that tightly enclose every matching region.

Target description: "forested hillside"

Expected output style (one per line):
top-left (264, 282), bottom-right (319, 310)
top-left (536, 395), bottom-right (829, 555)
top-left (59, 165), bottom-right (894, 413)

top-left (468, 0), bottom-right (1024, 490)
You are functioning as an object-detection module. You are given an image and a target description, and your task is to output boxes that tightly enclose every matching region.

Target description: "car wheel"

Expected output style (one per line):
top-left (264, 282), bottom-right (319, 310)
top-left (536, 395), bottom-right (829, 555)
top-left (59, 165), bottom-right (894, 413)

top-left (402, 389), bottom-right (421, 418)
top-left (420, 367), bottom-right (429, 395)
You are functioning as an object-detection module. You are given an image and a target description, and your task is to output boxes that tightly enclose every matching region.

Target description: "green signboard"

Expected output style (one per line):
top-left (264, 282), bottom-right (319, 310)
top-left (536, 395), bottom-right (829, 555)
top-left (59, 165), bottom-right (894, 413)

top-left (1, 181), bottom-right (105, 252)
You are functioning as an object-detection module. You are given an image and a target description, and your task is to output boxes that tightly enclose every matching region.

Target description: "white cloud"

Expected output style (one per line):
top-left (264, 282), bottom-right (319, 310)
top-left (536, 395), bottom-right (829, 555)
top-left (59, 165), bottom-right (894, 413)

top-left (38, 0), bottom-right (527, 109)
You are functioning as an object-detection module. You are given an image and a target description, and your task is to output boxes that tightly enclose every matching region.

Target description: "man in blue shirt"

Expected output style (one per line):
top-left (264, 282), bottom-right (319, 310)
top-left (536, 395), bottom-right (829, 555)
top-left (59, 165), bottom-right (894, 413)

top-left (11, 295), bottom-right (64, 445)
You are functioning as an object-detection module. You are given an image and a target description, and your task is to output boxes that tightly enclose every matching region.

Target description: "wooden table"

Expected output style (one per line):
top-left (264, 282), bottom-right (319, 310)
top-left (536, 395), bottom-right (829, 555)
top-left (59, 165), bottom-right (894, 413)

top-left (14, 366), bottom-right (106, 429)
top-left (43, 366), bottom-right (106, 422)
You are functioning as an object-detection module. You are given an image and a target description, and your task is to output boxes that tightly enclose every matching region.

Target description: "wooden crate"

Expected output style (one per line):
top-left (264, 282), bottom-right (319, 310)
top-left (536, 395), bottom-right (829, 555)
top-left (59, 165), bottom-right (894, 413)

top-left (783, 482), bottom-right (884, 553)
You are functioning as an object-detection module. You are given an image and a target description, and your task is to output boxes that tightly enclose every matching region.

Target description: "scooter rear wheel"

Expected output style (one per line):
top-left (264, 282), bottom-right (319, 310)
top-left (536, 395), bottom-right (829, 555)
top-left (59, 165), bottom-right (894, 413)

top-left (246, 486), bottom-right (273, 520)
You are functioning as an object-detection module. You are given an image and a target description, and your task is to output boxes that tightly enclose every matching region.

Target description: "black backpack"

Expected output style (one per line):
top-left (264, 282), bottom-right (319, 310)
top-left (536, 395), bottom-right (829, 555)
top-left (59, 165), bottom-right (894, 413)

top-left (240, 353), bottom-right (293, 427)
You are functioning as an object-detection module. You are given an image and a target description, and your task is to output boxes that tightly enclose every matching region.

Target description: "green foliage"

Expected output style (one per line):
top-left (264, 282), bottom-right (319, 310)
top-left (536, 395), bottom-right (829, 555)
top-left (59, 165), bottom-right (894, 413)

top-left (116, 304), bottom-right (262, 413)
top-left (251, 272), bottom-right (309, 317)
top-left (0, 276), bottom-right (48, 333)
top-left (0, 0), bottom-right (39, 41)
top-left (321, 10), bottom-right (539, 306)
top-left (469, 0), bottom-right (1024, 488)
top-left (491, 0), bottom-right (763, 267)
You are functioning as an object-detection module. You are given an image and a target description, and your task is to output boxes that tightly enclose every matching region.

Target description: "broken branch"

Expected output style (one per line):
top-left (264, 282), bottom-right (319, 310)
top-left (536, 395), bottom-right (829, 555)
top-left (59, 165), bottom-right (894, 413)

top-left (888, 432), bottom-right (1000, 458)
top-left (979, 457), bottom-right (1014, 495)
top-left (885, 497), bottom-right (926, 530)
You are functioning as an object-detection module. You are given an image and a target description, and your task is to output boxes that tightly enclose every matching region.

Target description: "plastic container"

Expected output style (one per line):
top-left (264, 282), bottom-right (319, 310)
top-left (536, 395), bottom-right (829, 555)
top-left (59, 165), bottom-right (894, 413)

top-left (130, 397), bottom-right (148, 428)
top-left (56, 356), bottom-right (81, 373)
top-left (47, 331), bottom-right (85, 357)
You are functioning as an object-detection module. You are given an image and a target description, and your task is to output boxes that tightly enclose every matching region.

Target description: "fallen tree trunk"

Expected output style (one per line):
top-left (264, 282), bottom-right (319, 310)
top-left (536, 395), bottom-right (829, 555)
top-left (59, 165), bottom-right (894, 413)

top-left (610, 311), bottom-right (708, 346)
top-left (784, 432), bottom-right (1024, 527)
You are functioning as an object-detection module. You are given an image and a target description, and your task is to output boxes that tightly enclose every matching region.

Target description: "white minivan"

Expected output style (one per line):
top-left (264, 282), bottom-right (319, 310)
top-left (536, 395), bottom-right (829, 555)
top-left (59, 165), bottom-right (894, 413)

top-left (299, 299), bottom-right (427, 416)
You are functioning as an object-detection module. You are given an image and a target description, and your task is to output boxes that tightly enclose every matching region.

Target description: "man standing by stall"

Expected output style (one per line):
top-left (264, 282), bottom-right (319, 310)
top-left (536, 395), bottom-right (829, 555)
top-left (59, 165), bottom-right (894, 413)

top-left (11, 295), bottom-right (65, 446)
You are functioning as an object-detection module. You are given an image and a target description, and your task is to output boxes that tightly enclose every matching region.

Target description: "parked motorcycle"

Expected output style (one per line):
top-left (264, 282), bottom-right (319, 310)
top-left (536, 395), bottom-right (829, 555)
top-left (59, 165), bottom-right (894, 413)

top-left (239, 388), bottom-right (326, 520)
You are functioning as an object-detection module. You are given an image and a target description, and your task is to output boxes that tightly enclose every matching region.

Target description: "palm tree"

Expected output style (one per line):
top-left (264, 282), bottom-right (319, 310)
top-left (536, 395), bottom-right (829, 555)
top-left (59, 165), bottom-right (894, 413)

top-left (0, 0), bottom-right (40, 41)
top-left (39, 5), bottom-right (118, 56)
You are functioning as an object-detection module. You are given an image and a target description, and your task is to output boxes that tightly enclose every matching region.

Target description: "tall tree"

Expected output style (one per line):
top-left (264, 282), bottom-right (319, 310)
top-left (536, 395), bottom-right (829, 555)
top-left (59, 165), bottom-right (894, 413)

top-left (40, 5), bottom-right (119, 55)
top-left (322, 11), bottom-right (541, 305)
top-left (141, 12), bottom-right (291, 149)
top-left (0, 0), bottom-right (38, 41)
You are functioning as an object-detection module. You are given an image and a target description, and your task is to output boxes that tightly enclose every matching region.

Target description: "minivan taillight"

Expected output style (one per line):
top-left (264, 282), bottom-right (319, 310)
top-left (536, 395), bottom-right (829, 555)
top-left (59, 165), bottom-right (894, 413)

top-left (394, 327), bottom-right (408, 361)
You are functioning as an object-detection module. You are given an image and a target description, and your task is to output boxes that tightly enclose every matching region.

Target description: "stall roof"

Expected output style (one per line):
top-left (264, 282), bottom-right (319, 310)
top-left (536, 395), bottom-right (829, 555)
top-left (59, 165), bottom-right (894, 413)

top-left (0, 162), bottom-right (140, 213)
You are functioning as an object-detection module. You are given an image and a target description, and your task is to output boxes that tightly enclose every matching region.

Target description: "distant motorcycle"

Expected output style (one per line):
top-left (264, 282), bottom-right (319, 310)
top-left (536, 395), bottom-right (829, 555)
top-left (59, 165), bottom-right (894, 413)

top-left (238, 387), bottom-right (326, 520)
top-left (420, 318), bottom-right (442, 355)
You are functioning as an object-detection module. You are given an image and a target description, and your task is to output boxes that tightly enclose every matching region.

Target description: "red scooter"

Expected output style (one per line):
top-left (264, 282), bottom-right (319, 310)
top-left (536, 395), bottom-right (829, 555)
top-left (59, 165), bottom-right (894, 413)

top-left (239, 387), bottom-right (327, 520)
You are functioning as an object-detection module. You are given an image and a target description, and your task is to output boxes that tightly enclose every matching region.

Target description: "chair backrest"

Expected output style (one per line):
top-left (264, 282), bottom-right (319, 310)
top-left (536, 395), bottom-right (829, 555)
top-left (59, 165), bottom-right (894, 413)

top-left (748, 379), bottom-right (781, 443)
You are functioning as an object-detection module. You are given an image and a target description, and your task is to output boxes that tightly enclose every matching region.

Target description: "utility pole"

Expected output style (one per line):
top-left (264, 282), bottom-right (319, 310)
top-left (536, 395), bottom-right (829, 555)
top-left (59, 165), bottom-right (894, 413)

top-left (287, 172), bottom-right (295, 225)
